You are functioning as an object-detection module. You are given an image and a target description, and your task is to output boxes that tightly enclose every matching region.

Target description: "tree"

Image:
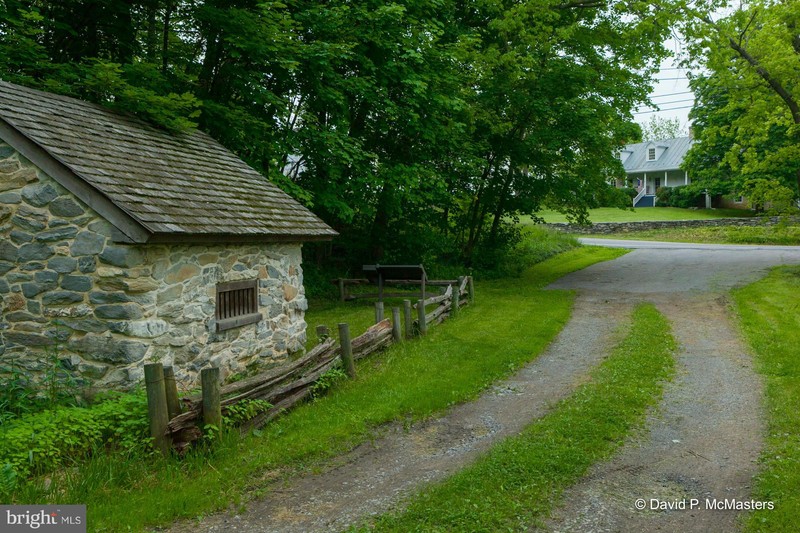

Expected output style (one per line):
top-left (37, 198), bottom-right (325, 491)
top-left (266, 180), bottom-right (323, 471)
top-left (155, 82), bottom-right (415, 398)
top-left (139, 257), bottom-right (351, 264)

top-left (683, 0), bottom-right (800, 195)
top-left (639, 116), bottom-right (686, 141)
top-left (0, 0), bottom-right (678, 270)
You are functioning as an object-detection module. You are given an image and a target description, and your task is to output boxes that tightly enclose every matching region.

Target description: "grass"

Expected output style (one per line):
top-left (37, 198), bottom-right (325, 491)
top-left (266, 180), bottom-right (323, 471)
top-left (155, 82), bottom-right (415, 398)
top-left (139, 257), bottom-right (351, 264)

top-left (732, 266), bottom-right (800, 531)
top-left (12, 246), bottom-right (626, 532)
top-left (581, 223), bottom-right (800, 246)
top-left (365, 303), bottom-right (677, 532)
top-left (523, 207), bottom-right (754, 224)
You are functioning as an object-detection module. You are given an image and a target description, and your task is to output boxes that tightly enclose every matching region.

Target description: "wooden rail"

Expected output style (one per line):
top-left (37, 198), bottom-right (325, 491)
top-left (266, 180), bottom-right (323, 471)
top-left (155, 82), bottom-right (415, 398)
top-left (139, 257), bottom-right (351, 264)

top-left (145, 276), bottom-right (473, 453)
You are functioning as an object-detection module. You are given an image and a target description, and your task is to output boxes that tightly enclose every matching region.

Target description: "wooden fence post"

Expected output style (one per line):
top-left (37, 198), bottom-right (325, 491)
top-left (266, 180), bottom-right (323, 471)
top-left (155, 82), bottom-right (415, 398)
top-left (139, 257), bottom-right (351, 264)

top-left (375, 301), bottom-right (384, 324)
top-left (338, 323), bottom-right (356, 378)
top-left (391, 307), bottom-right (402, 342)
top-left (452, 279), bottom-right (461, 319)
top-left (417, 299), bottom-right (427, 336)
top-left (144, 363), bottom-right (170, 455)
top-left (163, 365), bottom-right (182, 420)
top-left (201, 367), bottom-right (222, 436)
top-left (315, 325), bottom-right (330, 342)
top-left (403, 299), bottom-right (413, 338)
top-left (468, 276), bottom-right (475, 303)
top-left (338, 279), bottom-right (345, 301)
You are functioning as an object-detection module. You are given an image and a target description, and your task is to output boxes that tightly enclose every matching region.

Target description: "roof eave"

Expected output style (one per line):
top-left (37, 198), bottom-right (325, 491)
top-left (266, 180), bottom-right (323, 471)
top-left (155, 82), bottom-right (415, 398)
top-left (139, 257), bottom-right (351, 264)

top-left (145, 231), bottom-right (338, 245)
top-left (0, 116), bottom-right (153, 244)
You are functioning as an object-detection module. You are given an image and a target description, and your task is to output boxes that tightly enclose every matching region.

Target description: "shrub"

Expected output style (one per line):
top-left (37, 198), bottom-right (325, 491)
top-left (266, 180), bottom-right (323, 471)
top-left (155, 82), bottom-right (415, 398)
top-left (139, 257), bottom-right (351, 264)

top-left (656, 185), bottom-right (704, 208)
top-left (0, 391), bottom-right (150, 480)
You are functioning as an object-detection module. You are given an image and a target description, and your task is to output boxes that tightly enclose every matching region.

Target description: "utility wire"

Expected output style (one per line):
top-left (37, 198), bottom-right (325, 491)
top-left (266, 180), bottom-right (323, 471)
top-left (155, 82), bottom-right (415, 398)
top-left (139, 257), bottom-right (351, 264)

top-left (633, 105), bottom-right (694, 115)
top-left (650, 91), bottom-right (694, 98)
top-left (639, 97), bottom-right (695, 107)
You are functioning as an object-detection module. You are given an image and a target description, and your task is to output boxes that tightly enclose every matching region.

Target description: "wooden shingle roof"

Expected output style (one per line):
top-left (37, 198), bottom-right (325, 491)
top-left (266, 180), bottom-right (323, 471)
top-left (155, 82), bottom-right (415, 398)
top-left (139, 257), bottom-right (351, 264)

top-left (0, 80), bottom-right (336, 243)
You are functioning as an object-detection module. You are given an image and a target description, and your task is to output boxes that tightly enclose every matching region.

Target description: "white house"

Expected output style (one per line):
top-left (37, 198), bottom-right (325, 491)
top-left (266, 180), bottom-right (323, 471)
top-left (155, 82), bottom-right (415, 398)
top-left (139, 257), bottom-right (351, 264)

top-left (614, 136), bottom-right (693, 207)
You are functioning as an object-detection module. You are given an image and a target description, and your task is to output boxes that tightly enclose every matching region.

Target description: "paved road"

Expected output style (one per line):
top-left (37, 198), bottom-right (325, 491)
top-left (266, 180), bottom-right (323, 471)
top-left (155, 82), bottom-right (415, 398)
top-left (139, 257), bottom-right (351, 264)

top-left (549, 239), bottom-right (800, 295)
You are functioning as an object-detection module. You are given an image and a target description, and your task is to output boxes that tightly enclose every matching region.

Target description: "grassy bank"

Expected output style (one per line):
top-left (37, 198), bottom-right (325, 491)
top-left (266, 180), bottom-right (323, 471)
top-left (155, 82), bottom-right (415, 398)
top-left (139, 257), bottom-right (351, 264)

top-left (12, 246), bottom-right (625, 531)
top-left (523, 207), bottom-right (753, 224)
top-left (733, 266), bottom-right (800, 531)
top-left (366, 303), bottom-right (676, 532)
top-left (582, 224), bottom-right (800, 246)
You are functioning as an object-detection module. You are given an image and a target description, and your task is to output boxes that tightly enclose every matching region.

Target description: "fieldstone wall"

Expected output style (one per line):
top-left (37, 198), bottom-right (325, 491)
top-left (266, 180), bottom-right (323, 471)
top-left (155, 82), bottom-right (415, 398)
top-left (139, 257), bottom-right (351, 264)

top-left (0, 143), bottom-right (307, 390)
top-left (545, 216), bottom-right (799, 234)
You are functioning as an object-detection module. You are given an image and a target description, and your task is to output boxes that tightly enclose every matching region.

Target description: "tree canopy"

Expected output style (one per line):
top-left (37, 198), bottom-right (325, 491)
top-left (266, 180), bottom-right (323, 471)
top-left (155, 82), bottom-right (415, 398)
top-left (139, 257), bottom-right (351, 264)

top-left (682, 0), bottom-right (800, 196)
top-left (639, 116), bottom-right (687, 142)
top-left (0, 0), bottom-right (675, 269)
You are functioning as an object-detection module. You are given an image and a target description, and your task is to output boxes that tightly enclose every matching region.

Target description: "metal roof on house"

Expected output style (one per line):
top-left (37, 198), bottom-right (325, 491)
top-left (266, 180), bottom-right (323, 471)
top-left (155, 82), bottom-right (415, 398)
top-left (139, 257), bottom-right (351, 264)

top-left (622, 136), bottom-right (693, 174)
top-left (0, 80), bottom-right (336, 243)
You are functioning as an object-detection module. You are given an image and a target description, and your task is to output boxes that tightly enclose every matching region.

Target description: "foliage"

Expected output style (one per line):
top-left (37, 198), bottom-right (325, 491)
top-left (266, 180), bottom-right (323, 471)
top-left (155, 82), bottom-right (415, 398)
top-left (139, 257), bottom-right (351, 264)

top-left (0, 0), bottom-right (678, 272)
top-left (222, 399), bottom-right (272, 427)
top-left (0, 350), bottom-right (83, 425)
top-left (741, 178), bottom-right (799, 215)
top-left (368, 303), bottom-right (676, 531)
top-left (733, 266), bottom-right (800, 532)
top-left (309, 366), bottom-right (348, 401)
top-left (654, 184), bottom-right (704, 208)
top-left (0, 390), bottom-right (150, 480)
top-left (638, 116), bottom-right (686, 141)
top-left (682, 1), bottom-right (800, 196)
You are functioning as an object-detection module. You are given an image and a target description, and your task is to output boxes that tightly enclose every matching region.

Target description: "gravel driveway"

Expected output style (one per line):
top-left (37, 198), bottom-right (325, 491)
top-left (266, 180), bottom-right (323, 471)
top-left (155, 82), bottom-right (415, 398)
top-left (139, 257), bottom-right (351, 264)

top-left (545, 240), bottom-right (800, 532)
top-left (169, 241), bottom-right (800, 532)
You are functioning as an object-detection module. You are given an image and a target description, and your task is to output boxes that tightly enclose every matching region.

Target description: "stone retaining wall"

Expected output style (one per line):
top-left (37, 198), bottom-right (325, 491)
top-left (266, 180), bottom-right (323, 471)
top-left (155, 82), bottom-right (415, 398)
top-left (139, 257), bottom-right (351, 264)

top-left (545, 216), bottom-right (798, 234)
top-left (0, 143), bottom-right (307, 390)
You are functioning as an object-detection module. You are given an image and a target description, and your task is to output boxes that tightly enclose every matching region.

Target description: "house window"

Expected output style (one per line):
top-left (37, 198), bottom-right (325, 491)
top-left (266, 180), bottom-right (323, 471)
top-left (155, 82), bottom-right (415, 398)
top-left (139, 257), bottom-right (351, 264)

top-left (648, 147), bottom-right (656, 161)
top-left (215, 279), bottom-right (261, 332)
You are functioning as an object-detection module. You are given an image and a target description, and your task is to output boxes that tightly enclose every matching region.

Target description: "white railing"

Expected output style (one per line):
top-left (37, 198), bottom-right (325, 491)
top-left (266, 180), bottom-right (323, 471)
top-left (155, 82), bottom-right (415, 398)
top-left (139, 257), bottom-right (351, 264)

top-left (632, 188), bottom-right (646, 207)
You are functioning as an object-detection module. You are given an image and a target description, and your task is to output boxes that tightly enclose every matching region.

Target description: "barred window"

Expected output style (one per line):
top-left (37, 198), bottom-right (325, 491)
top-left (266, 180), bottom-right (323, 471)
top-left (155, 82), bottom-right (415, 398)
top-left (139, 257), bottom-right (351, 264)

top-left (215, 279), bottom-right (261, 332)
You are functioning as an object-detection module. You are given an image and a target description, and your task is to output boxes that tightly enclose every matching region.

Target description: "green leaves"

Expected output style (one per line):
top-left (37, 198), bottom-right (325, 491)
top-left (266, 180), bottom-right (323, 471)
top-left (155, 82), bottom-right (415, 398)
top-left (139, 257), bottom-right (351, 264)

top-left (3, 0), bottom-right (678, 268)
top-left (683, 1), bottom-right (800, 195)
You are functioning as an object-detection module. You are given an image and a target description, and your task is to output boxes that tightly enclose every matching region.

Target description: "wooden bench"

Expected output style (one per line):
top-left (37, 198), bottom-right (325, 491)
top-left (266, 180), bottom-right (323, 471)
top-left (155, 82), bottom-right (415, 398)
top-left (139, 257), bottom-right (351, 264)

top-left (334, 264), bottom-right (456, 302)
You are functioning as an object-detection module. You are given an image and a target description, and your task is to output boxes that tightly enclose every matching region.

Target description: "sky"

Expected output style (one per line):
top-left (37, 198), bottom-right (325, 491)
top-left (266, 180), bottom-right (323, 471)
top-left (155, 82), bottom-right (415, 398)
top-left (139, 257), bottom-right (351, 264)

top-left (633, 38), bottom-right (695, 133)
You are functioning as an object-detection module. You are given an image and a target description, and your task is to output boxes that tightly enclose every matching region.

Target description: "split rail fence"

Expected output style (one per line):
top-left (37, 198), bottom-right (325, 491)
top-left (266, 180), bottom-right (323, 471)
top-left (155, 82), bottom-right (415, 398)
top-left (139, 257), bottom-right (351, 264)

top-left (143, 275), bottom-right (474, 453)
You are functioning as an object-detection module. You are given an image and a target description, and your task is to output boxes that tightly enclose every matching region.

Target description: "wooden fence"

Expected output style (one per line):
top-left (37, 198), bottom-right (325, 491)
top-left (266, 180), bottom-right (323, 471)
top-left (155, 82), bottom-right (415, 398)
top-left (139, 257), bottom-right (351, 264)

top-left (144, 275), bottom-right (474, 453)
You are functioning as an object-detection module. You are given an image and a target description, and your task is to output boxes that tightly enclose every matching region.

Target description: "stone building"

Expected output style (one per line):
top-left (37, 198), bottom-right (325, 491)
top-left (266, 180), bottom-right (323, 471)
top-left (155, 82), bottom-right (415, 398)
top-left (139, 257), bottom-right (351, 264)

top-left (0, 81), bottom-right (336, 389)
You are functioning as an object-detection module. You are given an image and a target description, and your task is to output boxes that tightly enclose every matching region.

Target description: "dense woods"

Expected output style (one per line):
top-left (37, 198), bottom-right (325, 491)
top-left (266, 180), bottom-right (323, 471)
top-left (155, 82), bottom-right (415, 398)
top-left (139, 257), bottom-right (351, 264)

top-left (1, 0), bottom-right (677, 270)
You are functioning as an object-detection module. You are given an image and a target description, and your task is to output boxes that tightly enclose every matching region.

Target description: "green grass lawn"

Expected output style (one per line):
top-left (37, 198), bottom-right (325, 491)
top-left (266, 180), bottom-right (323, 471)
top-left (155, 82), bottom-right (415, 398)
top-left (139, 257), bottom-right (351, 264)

top-left (732, 266), bottom-right (800, 531)
top-left (364, 303), bottom-right (676, 532)
top-left (14, 246), bottom-right (626, 532)
top-left (523, 207), bottom-right (754, 224)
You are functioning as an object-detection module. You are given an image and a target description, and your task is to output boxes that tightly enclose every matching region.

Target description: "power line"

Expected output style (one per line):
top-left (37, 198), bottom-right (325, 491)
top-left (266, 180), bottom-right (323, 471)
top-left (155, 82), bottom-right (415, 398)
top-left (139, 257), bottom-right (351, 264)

top-left (639, 97), bottom-right (695, 108)
top-left (633, 105), bottom-right (694, 115)
top-left (652, 77), bottom-right (692, 81)
top-left (650, 91), bottom-right (694, 98)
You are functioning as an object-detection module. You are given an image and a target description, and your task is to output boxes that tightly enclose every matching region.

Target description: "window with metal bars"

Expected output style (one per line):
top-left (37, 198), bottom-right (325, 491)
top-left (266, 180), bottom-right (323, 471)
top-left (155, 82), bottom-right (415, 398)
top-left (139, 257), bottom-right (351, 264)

top-left (215, 279), bottom-right (262, 332)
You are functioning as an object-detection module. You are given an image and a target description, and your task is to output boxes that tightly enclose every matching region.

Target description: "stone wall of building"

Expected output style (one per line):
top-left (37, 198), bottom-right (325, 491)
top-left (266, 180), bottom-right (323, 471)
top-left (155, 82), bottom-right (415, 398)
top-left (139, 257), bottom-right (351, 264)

top-left (545, 216), bottom-right (798, 234)
top-left (0, 143), bottom-right (307, 390)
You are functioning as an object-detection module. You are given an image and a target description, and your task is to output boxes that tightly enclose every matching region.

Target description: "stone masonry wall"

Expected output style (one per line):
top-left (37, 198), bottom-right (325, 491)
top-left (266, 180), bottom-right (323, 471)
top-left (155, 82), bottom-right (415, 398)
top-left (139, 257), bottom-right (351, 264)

top-left (0, 143), bottom-right (307, 390)
top-left (545, 216), bottom-right (799, 234)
